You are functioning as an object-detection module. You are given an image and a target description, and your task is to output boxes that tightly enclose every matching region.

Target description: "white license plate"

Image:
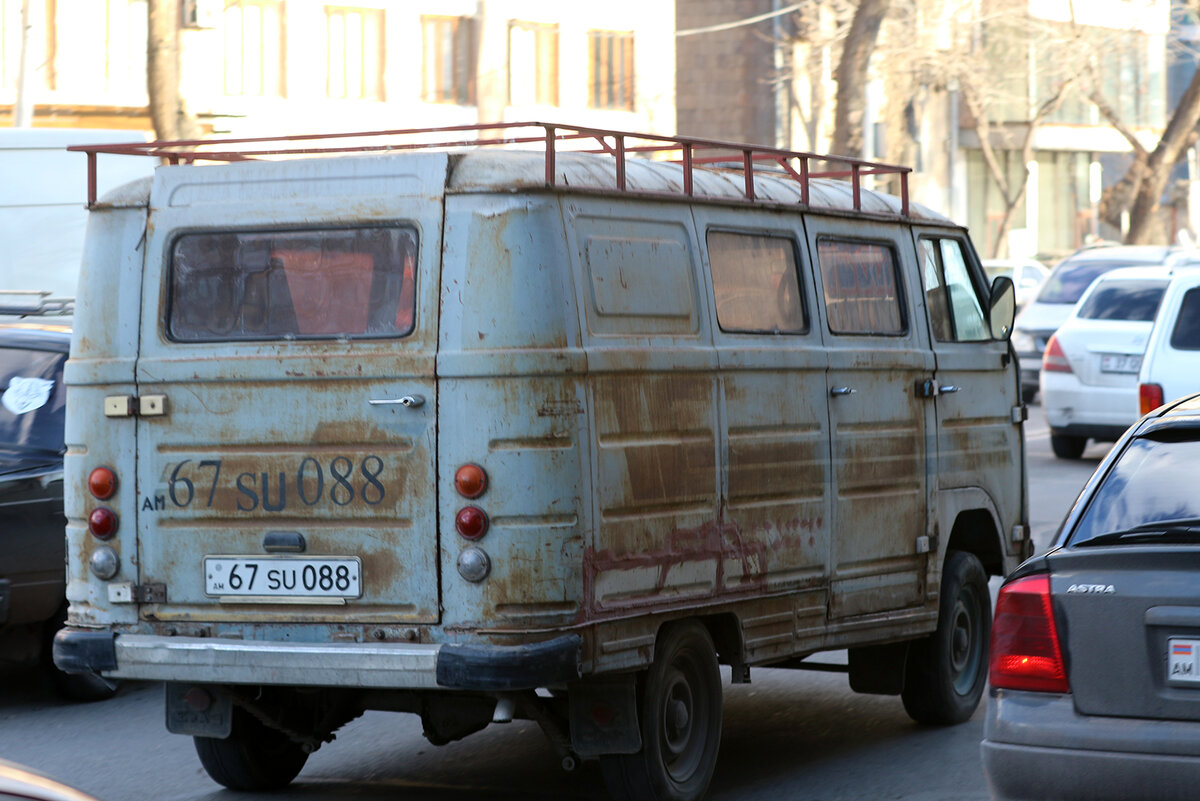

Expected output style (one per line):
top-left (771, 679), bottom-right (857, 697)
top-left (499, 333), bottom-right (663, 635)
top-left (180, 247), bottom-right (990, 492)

top-left (1099, 353), bottom-right (1141, 373)
top-left (1168, 638), bottom-right (1200, 685)
top-left (204, 557), bottom-right (362, 599)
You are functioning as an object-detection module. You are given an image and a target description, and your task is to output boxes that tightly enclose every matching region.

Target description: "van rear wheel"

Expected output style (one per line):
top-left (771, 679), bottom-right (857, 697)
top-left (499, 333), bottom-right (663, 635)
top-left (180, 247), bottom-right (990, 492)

top-left (600, 621), bottom-right (722, 801)
top-left (901, 550), bottom-right (990, 725)
top-left (194, 707), bottom-right (308, 790)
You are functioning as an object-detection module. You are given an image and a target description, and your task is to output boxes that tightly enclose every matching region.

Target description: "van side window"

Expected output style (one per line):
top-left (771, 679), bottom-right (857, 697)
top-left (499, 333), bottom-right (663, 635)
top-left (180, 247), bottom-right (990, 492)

top-left (816, 238), bottom-right (906, 335)
top-left (920, 238), bottom-right (988, 342)
top-left (707, 231), bottom-right (806, 334)
top-left (168, 226), bottom-right (418, 342)
top-left (1170, 287), bottom-right (1200, 350)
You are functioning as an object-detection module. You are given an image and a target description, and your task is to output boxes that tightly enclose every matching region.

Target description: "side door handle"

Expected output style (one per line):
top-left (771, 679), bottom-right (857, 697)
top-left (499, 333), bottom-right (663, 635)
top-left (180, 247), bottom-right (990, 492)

top-left (830, 386), bottom-right (856, 397)
top-left (368, 394), bottom-right (425, 408)
top-left (938, 385), bottom-right (961, 394)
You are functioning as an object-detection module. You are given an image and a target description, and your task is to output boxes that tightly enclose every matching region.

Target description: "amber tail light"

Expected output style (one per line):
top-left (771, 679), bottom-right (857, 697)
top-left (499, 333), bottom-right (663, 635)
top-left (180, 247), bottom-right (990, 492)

top-left (88, 467), bottom-right (118, 500)
top-left (988, 574), bottom-right (1070, 694)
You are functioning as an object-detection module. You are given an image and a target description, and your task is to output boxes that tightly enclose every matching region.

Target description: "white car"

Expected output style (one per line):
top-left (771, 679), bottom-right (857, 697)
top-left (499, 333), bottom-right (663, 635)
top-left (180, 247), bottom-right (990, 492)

top-left (1138, 270), bottom-right (1200, 415)
top-left (982, 258), bottom-right (1049, 310)
top-left (1040, 266), bottom-right (1173, 459)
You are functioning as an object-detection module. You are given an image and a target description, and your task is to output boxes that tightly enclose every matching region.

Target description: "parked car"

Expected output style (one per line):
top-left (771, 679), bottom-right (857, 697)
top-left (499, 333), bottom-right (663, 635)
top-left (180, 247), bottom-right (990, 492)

top-left (0, 759), bottom-right (100, 801)
top-left (982, 392), bottom-right (1200, 801)
top-left (1011, 245), bottom-right (1200, 403)
top-left (1039, 266), bottom-right (1172, 459)
top-left (982, 258), bottom-right (1049, 310)
top-left (0, 297), bottom-right (115, 700)
top-left (1138, 270), bottom-right (1200, 416)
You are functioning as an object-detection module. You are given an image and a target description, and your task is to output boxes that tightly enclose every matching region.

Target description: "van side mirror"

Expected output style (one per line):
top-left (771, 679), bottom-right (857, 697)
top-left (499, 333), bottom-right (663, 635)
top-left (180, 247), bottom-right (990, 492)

top-left (988, 276), bottom-right (1016, 341)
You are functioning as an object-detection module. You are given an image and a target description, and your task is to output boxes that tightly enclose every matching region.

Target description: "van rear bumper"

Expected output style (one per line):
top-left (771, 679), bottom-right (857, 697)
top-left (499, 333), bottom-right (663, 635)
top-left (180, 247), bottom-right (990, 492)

top-left (54, 629), bottom-right (581, 691)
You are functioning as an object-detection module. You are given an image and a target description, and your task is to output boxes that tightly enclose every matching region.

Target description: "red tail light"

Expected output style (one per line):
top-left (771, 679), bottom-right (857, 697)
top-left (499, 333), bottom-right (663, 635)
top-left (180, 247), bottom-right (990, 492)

top-left (88, 507), bottom-right (119, 541)
top-left (988, 574), bottom-right (1069, 693)
top-left (455, 506), bottom-right (489, 540)
top-left (1140, 383), bottom-right (1165, 416)
top-left (1041, 335), bottom-right (1073, 374)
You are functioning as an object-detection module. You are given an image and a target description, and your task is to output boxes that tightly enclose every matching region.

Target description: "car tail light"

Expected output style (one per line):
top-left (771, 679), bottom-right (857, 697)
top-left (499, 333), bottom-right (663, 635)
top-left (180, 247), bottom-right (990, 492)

top-left (454, 463), bottom-right (487, 499)
top-left (1042, 335), bottom-right (1073, 374)
top-left (455, 506), bottom-right (489, 540)
top-left (988, 573), bottom-right (1070, 693)
top-left (88, 507), bottom-right (119, 541)
top-left (1140, 383), bottom-right (1165, 415)
top-left (88, 467), bottom-right (117, 500)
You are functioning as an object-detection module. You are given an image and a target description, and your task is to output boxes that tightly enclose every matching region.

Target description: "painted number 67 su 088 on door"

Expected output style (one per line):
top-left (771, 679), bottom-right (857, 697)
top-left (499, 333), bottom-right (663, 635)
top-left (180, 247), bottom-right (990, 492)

top-left (158, 456), bottom-right (389, 513)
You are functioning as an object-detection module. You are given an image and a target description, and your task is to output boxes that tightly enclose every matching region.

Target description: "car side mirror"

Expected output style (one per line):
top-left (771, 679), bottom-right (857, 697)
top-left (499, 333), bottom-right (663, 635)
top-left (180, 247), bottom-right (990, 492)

top-left (988, 276), bottom-right (1016, 340)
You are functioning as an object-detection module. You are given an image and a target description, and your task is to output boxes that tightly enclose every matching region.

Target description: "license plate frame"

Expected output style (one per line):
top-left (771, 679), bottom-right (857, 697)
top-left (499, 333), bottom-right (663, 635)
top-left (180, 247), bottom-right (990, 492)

top-left (1168, 638), bottom-right (1200, 686)
top-left (203, 556), bottom-right (362, 600)
top-left (1099, 353), bottom-right (1141, 374)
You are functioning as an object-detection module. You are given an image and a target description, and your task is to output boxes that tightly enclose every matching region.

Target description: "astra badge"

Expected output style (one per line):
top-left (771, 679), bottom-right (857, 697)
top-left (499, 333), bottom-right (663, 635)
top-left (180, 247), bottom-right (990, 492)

top-left (1066, 584), bottom-right (1115, 594)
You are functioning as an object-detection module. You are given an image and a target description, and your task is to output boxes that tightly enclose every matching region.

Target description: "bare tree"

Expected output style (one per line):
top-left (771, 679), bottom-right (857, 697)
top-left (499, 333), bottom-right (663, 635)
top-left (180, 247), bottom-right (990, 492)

top-left (147, 0), bottom-right (200, 141)
top-left (831, 0), bottom-right (891, 157)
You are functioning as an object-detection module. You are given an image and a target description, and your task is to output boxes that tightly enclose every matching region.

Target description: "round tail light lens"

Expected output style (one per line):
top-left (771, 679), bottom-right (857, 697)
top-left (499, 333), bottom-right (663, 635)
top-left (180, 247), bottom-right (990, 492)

top-left (454, 464), bottom-right (487, 499)
top-left (88, 467), bottom-right (117, 500)
top-left (455, 506), bottom-right (489, 540)
top-left (88, 546), bottom-right (120, 580)
top-left (88, 507), bottom-right (119, 540)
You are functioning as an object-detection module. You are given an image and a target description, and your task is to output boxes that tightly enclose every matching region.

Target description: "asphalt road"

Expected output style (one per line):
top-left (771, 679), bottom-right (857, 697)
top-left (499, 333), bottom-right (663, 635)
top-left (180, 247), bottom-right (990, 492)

top-left (0, 403), bottom-right (1106, 801)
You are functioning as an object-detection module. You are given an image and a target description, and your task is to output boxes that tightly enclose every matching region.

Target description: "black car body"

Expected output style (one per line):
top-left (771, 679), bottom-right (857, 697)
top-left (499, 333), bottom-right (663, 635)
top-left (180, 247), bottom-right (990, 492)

top-left (0, 320), bottom-right (113, 699)
top-left (982, 392), bottom-right (1200, 801)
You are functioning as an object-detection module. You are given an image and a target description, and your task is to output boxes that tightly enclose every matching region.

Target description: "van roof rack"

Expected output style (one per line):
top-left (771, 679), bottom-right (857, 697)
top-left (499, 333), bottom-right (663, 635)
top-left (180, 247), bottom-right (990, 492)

top-left (68, 121), bottom-right (911, 216)
top-left (0, 291), bottom-right (74, 317)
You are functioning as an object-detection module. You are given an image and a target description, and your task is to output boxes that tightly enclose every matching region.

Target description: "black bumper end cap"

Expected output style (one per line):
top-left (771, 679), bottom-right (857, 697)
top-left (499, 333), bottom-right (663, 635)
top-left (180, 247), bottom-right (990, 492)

top-left (53, 628), bottom-right (118, 674)
top-left (436, 633), bottom-right (582, 690)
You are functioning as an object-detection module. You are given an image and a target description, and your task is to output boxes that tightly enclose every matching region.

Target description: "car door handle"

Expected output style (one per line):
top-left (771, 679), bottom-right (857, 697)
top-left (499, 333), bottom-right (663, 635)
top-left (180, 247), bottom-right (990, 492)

top-left (368, 394), bottom-right (425, 408)
top-left (830, 386), bottom-right (856, 397)
top-left (938, 385), bottom-right (961, 394)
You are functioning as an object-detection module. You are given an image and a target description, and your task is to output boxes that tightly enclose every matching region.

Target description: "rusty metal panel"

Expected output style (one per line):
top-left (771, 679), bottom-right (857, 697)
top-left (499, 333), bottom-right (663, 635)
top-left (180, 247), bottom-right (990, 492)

top-left (129, 155), bottom-right (447, 625)
top-left (804, 214), bottom-right (936, 619)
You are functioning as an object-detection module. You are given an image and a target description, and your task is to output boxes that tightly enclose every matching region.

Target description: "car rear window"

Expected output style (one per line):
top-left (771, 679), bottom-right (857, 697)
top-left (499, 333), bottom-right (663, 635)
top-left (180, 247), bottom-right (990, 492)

top-left (1076, 279), bottom-right (1167, 321)
top-left (0, 347), bottom-right (65, 454)
top-left (168, 226), bottom-right (418, 342)
top-left (1036, 259), bottom-right (1158, 304)
top-left (1069, 434), bottom-right (1200, 545)
top-left (1170, 287), bottom-right (1200, 350)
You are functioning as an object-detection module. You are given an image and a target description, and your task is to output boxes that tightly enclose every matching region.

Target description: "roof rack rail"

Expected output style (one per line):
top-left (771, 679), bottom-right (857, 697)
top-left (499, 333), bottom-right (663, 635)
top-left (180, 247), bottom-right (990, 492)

top-left (68, 121), bottom-right (911, 216)
top-left (0, 291), bottom-right (74, 318)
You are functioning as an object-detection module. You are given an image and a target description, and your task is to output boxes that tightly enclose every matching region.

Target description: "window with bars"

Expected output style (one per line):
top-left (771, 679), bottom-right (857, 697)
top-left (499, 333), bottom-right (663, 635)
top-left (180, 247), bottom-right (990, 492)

top-left (587, 30), bottom-right (634, 111)
top-left (422, 15), bottom-right (476, 105)
top-left (325, 6), bottom-right (385, 101)
top-left (508, 21), bottom-right (558, 107)
top-left (224, 0), bottom-right (285, 97)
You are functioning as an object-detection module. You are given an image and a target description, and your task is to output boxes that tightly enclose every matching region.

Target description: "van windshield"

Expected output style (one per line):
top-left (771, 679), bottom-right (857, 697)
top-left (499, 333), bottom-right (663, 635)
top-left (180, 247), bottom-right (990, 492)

top-left (168, 226), bottom-right (418, 342)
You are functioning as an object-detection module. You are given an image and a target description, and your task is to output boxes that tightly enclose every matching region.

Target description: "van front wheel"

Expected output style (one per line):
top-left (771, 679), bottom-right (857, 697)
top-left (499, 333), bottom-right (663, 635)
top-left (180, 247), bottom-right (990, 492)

top-left (901, 550), bottom-right (990, 725)
top-left (194, 707), bottom-right (309, 790)
top-left (600, 621), bottom-right (722, 801)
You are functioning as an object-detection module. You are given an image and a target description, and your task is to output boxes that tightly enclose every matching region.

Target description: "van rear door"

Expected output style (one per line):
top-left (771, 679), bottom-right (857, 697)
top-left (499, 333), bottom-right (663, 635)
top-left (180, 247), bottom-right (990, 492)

top-left (130, 155), bottom-right (444, 626)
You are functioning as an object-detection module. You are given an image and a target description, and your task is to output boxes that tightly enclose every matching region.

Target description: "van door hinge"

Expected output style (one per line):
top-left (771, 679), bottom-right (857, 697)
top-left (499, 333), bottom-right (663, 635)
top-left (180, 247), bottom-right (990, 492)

top-left (108, 582), bottom-right (167, 604)
top-left (1011, 404), bottom-right (1028, 424)
top-left (104, 394), bottom-right (168, 418)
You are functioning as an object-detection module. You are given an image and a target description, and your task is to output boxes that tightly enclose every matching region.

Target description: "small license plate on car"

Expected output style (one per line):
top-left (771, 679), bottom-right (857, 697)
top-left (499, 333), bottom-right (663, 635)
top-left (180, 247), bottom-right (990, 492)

top-left (1100, 353), bottom-right (1141, 373)
top-left (203, 557), bottom-right (362, 599)
top-left (1168, 638), bottom-right (1200, 685)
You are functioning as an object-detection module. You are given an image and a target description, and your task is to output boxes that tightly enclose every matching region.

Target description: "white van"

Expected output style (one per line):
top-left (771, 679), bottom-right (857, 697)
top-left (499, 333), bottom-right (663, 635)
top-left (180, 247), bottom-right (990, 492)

top-left (54, 123), bottom-right (1027, 801)
top-left (1137, 269), bottom-right (1200, 414)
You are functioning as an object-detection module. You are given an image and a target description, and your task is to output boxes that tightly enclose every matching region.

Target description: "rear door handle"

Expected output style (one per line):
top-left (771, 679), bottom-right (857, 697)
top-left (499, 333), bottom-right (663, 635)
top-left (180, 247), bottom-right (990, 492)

top-left (938, 385), bottom-right (961, 394)
top-left (368, 394), bottom-right (425, 408)
top-left (830, 386), bottom-right (856, 397)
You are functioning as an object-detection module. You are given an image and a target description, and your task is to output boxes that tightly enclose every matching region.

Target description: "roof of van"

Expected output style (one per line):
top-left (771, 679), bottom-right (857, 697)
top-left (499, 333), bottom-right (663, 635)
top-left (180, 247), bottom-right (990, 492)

top-left (77, 122), bottom-right (952, 224)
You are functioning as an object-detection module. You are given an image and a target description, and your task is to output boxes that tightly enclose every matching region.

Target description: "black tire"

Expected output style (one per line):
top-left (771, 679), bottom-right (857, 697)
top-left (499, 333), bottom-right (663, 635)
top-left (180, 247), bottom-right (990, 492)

top-left (600, 621), bottom-right (722, 801)
top-left (194, 707), bottom-right (308, 790)
top-left (1050, 433), bottom-right (1087, 460)
top-left (901, 550), bottom-right (990, 725)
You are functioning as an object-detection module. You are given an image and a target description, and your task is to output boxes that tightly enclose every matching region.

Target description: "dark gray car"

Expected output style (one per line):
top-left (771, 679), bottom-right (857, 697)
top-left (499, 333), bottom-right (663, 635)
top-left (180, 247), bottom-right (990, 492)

top-left (982, 392), bottom-right (1200, 801)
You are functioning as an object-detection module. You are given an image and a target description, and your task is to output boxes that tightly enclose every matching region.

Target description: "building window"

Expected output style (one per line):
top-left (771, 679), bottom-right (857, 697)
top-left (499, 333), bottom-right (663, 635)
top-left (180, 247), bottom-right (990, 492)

top-left (508, 21), bottom-right (557, 107)
top-left (422, 15), bottom-right (475, 105)
top-left (325, 6), bottom-right (384, 101)
top-left (224, 0), bottom-right (285, 97)
top-left (587, 30), bottom-right (634, 110)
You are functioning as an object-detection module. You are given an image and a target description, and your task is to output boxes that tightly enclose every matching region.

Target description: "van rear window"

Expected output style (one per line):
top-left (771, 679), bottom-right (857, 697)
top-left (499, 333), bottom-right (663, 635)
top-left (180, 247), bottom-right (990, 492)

top-left (168, 226), bottom-right (417, 341)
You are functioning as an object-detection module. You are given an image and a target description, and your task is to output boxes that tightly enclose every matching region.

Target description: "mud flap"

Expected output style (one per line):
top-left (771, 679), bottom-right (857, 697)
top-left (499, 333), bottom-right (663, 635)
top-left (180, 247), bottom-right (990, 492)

top-left (848, 641), bottom-right (910, 695)
top-left (568, 675), bottom-right (642, 757)
top-left (165, 683), bottom-right (234, 738)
